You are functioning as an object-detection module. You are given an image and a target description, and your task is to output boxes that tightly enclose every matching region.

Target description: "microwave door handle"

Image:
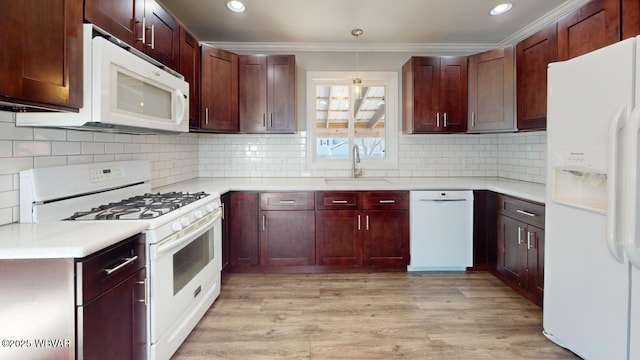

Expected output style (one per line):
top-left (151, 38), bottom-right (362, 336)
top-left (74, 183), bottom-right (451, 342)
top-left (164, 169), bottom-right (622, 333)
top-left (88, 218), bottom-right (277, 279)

top-left (624, 106), bottom-right (640, 269)
top-left (606, 105), bottom-right (628, 263)
top-left (176, 89), bottom-right (186, 125)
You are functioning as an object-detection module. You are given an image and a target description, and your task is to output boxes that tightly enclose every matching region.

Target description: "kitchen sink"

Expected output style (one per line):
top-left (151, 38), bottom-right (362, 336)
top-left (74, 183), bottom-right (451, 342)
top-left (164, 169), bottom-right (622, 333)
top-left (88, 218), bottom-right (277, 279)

top-left (324, 178), bottom-right (392, 185)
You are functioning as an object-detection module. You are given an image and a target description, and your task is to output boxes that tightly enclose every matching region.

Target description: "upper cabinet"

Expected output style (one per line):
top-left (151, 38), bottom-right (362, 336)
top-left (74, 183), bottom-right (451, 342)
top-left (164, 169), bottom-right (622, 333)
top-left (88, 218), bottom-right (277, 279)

top-left (200, 46), bottom-right (239, 133)
top-left (467, 47), bottom-right (515, 133)
top-left (515, 24), bottom-right (557, 131)
top-left (622, 0), bottom-right (640, 39)
top-left (557, 0), bottom-right (620, 61)
top-left (180, 28), bottom-right (200, 130)
top-left (84, 0), bottom-right (180, 71)
top-left (0, 0), bottom-right (83, 111)
top-left (239, 55), bottom-right (296, 133)
top-left (402, 56), bottom-right (468, 134)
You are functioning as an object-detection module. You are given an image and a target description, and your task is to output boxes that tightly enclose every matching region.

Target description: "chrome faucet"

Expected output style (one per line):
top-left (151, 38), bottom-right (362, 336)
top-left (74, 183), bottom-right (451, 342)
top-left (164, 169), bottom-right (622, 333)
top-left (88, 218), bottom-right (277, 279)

top-left (352, 145), bottom-right (362, 178)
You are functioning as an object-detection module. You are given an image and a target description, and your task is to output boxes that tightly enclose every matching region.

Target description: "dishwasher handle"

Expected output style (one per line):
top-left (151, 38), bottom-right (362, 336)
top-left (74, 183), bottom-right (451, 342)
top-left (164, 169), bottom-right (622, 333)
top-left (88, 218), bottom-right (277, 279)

top-left (419, 198), bottom-right (468, 202)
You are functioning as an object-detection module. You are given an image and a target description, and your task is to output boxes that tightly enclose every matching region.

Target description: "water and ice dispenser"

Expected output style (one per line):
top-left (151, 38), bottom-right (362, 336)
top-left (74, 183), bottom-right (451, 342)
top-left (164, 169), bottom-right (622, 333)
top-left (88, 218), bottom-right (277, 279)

top-left (551, 149), bottom-right (608, 212)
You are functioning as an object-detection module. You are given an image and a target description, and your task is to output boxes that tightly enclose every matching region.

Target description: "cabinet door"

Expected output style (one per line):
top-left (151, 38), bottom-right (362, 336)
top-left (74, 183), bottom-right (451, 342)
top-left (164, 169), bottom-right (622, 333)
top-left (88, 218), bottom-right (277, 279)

top-left (267, 55), bottom-right (296, 132)
top-left (526, 225), bottom-right (545, 305)
top-left (221, 193), bottom-right (230, 273)
top-left (516, 24), bottom-right (557, 131)
top-left (402, 57), bottom-right (440, 133)
top-left (82, 269), bottom-right (147, 360)
top-left (143, 0), bottom-right (180, 71)
top-left (201, 46), bottom-right (239, 132)
top-left (622, 0), bottom-right (640, 39)
top-left (316, 210), bottom-right (362, 265)
top-left (260, 210), bottom-right (315, 265)
top-left (229, 192), bottom-right (259, 267)
top-left (239, 55), bottom-right (268, 132)
top-left (84, 0), bottom-right (138, 45)
top-left (496, 215), bottom-right (528, 289)
top-left (468, 47), bottom-right (515, 132)
top-left (439, 57), bottom-right (468, 133)
top-left (557, 0), bottom-right (620, 61)
top-left (180, 29), bottom-right (200, 130)
top-left (1, 0), bottom-right (83, 110)
top-left (363, 210), bottom-right (409, 266)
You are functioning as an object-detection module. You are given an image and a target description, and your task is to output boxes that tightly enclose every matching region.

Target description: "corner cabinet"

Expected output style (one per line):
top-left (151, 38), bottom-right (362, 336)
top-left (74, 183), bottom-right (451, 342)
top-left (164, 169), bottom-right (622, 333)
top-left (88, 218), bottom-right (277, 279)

top-left (239, 55), bottom-right (296, 133)
top-left (402, 56), bottom-right (468, 134)
top-left (467, 47), bottom-right (515, 133)
top-left (199, 46), bottom-right (239, 132)
top-left (515, 24), bottom-right (557, 131)
top-left (0, 0), bottom-right (83, 111)
top-left (495, 194), bottom-right (545, 306)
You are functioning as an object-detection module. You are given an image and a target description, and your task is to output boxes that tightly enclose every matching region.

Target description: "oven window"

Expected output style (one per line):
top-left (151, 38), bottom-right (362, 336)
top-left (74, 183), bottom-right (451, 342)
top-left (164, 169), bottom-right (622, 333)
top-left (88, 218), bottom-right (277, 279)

top-left (173, 231), bottom-right (213, 295)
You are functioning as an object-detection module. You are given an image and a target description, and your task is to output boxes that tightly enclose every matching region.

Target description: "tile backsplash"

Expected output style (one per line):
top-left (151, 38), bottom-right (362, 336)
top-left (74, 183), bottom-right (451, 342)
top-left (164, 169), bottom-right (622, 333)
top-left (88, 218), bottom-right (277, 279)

top-left (0, 110), bottom-right (546, 226)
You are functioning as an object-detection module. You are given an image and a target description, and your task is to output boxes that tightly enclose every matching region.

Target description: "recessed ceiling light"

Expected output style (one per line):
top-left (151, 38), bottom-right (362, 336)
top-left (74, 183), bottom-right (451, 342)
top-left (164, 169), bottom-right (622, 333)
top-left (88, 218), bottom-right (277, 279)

top-left (490, 3), bottom-right (512, 15)
top-left (226, 0), bottom-right (245, 13)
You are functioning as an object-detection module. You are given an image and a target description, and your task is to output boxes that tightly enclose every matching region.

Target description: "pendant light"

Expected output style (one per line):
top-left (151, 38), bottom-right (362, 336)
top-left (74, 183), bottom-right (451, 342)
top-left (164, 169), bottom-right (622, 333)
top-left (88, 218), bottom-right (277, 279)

top-left (351, 28), bottom-right (363, 100)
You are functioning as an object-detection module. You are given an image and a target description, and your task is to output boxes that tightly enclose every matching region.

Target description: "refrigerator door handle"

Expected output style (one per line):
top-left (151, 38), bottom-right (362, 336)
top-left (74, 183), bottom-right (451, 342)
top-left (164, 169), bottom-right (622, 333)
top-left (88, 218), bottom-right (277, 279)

top-left (606, 105), bottom-right (628, 263)
top-left (624, 105), bottom-right (640, 269)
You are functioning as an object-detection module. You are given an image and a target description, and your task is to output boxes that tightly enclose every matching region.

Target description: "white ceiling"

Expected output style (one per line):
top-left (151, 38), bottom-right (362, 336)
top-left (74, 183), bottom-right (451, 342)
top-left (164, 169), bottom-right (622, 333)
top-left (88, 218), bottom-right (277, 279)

top-left (157, 0), bottom-right (591, 52)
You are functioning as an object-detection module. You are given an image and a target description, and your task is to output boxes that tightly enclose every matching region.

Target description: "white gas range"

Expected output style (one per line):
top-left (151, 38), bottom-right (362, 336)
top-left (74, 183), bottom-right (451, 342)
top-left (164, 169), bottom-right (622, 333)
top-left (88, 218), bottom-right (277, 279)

top-left (19, 160), bottom-right (222, 360)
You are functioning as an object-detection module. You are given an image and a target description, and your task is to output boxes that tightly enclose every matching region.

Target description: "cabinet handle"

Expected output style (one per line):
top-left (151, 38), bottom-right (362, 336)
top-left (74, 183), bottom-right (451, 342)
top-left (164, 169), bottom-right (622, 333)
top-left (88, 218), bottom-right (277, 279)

top-left (331, 200), bottom-right (348, 204)
top-left (221, 203), bottom-right (225, 220)
top-left (357, 215), bottom-right (361, 230)
top-left (149, 24), bottom-right (155, 49)
top-left (516, 209), bottom-right (537, 217)
top-left (436, 113), bottom-right (440, 127)
top-left (262, 215), bottom-right (266, 231)
top-left (527, 231), bottom-right (536, 250)
top-left (378, 200), bottom-right (396, 204)
top-left (104, 256), bottom-right (138, 276)
top-left (444, 112), bottom-right (448, 128)
top-left (279, 200), bottom-right (296, 205)
top-left (137, 279), bottom-right (148, 305)
top-left (205, 107), bottom-right (209, 125)
top-left (137, 17), bottom-right (146, 44)
top-left (270, 113), bottom-right (273, 127)
top-left (366, 215), bottom-right (369, 230)
top-left (471, 112), bottom-right (475, 127)
top-left (263, 113), bottom-right (266, 127)
top-left (517, 227), bottom-right (524, 244)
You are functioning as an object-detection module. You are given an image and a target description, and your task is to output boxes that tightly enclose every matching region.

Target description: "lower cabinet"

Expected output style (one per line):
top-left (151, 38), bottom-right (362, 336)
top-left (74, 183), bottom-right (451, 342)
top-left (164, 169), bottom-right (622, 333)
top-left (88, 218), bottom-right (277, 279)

top-left (495, 194), bottom-right (545, 306)
top-left (228, 192), bottom-right (259, 267)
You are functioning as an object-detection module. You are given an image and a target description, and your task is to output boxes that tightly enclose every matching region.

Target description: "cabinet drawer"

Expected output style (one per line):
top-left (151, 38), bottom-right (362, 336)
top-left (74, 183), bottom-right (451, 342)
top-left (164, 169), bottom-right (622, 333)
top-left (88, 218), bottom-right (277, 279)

top-left (260, 192), bottom-right (315, 210)
top-left (78, 234), bottom-right (146, 304)
top-left (497, 194), bottom-right (545, 228)
top-left (363, 191), bottom-right (409, 210)
top-left (316, 191), bottom-right (362, 210)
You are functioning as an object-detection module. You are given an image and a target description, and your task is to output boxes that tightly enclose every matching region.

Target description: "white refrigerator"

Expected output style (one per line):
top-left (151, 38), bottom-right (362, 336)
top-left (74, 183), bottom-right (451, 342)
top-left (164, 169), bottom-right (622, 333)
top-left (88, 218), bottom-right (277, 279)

top-left (544, 36), bottom-right (640, 360)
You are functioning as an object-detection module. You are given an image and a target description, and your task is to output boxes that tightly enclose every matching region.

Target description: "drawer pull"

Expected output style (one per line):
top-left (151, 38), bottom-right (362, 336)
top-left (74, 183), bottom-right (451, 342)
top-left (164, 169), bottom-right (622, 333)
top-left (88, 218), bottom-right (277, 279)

top-left (104, 256), bottom-right (138, 276)
top-left (516, 209), bottom-right (537, 217)
top-left (279, 200), bottom-right (296, 205)
top-left (378, 200), bottom-right (396, 204)
top-left (331, 200), bottom-right (348, 204)
top-left (517, 227), bottom-right (524, 244)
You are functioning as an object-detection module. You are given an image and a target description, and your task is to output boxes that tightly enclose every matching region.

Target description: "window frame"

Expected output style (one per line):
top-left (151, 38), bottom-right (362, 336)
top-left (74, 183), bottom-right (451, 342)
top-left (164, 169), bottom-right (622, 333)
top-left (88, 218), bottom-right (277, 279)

top-left (305, 71), bottom-right (398, 171)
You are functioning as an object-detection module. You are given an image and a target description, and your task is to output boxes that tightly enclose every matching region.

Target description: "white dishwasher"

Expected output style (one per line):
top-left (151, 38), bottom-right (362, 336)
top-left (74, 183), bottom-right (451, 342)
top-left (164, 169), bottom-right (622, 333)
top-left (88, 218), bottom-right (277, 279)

top-left (408, 190), bottom-right (474, 271)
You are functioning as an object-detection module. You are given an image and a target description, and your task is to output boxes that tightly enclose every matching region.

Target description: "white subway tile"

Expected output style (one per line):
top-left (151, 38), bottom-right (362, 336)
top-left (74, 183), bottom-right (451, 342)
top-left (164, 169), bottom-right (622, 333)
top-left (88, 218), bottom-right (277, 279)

top-left (52, 141), bottom-right (81, 155)
top-left (0, 175), bottom-right (12, 192)
top-left (0, 207), bottom-right (12, 226)
top-left (34, 156), bottom-right (68, 168)
top-left (0, 141), bottom-right (12, 157)
top-left (67, 155), bottom-right (94, 165)
top-left (67, 130), bottom-right (94, 142)
top-left (34, 128), bottom-right (67, 141)
top-left (13, 141), bottom-right (51, 157)
top-left (0, 122), bottom-right (33, 140)
top-left (81, 142), bottom-right (105, 154)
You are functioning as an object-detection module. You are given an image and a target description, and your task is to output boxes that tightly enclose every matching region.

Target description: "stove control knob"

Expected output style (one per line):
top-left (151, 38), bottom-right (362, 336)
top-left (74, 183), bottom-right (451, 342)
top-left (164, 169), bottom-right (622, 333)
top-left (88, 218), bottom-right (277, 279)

top-left (171, 222), bottom-right (183, 232)
top-left (206, 204), bottom-right (215, 213)
top-left (181, 218), bottom-right (191, 227)
top-left (194, 210), bottom-right (204, 219)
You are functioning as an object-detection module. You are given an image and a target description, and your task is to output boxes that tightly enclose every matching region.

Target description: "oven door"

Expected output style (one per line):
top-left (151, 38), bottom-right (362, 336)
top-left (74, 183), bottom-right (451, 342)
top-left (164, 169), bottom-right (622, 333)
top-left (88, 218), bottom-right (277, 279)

top-left (148, 207), bottom-right (222, 359)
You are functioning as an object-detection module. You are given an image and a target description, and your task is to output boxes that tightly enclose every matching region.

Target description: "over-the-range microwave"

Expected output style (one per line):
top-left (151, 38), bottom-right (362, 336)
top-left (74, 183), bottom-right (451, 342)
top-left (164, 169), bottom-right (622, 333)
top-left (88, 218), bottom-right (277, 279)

top-left (16, 24), bottom-right (189, 134)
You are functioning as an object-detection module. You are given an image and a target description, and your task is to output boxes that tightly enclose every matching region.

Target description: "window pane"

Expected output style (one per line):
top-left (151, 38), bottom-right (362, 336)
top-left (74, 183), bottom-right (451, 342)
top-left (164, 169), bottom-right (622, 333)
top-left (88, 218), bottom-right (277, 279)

top-left (315, 84), bottom-right (351, 160)
top-left (354, 85), bottom-right (386, 160)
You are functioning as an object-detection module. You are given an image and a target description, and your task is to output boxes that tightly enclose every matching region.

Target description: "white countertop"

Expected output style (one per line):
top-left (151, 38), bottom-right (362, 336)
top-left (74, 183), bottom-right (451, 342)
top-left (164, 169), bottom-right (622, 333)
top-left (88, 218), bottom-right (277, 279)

top-left (0, 176), bottom-right (545, 260)
top-left (0, 221), bottom-right (148, 259)
top-left (156, 176), bottom-right (546, 204)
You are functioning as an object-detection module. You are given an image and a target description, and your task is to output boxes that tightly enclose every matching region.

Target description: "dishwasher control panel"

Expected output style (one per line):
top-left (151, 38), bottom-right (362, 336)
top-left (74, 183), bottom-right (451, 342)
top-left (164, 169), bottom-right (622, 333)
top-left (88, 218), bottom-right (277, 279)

top-left (414, 191), bottom-right (472, 201)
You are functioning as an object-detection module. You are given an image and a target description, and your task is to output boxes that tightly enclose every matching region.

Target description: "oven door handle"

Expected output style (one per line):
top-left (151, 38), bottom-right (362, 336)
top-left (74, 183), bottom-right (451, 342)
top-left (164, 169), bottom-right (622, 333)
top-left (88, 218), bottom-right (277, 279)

top-left (154, 207), bottom-right (222, 257)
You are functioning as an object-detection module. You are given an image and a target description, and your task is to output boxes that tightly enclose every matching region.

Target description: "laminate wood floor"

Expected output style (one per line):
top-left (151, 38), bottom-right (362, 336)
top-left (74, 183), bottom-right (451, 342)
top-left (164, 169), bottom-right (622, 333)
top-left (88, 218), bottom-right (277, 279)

top-left (172, 272), bottom-right (579, 359)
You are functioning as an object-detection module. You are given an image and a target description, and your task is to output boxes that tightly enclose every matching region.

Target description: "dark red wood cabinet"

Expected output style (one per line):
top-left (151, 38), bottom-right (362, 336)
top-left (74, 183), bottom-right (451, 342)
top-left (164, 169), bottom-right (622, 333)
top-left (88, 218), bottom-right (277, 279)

top-left (402, 56), bottom-right (467, 134)
top-left (180, 28), bottom-right (201, 129)
top-left (0, 0), bottom-right (83, 111)
top-left (239, 55), bottom-right (296, 133)
top-left (199, 46), bottom-right (239, 132)
top-left (221, 193), bottom-right (231, 273)
top-left (228, 192), bottom-right (259, 267)
top-left (557, 0), bottom-right (620, 61)
top-left (495, 194), bottom-right (545, 306)
top-left (622, 0), bottom-right (640, 39)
